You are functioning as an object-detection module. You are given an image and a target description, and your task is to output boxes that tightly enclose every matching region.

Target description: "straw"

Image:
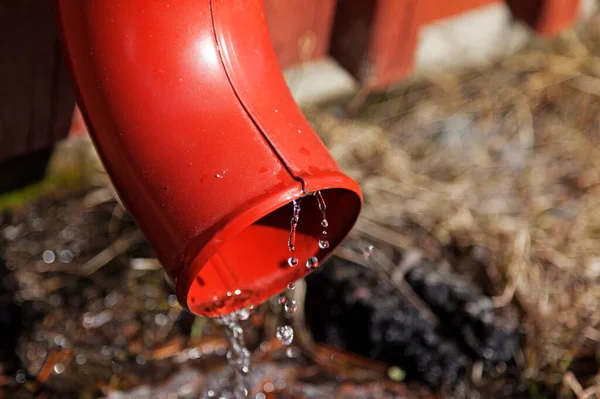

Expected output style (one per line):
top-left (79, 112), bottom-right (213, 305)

top-left (304, 15), bottom-right (600, 389)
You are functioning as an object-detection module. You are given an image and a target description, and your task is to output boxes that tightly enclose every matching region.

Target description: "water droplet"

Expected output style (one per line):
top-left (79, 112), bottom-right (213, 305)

top-left (60, 226), bottom-right (76, 241)
top-left (188, 347), bottom-right (202, 359)
top-left (42, 250), bottom-right (55, 264)
top-left (388, 366), bottom-right (406, 382)
top-left (287, 256), bottom-right (298, 267)
top-left (314, 191), bottom-right (326, 215)
top-left (483, 348), bottom-right (494, 359)
top-left (104, 292), bottom-right (118, 308)
top-left (284, 300), bottom-right (297, 314)
top-left (287, 282), bottom-right (296, 290)
top-left (306, 256), bottom-right (319, 269)
top-left (144, 298), bottom-right (156, 310)
top-left (236, 308), bottom-right (250, 321)
top-left (58, 250), bottom-right (73, 263)
top-left (69, 242), bottom-right (81, 256)
top-left (234, 387), bottom-right (249, 398)
top-left (259, 341), bottom-right (271, 352)
top-left (26, 349), bottom-right (36, 361)
top-left (136, 355), bottom-right (147, 365)
top-left (54, 334), bottom-right (66, 347)
top-left (53, 363), bottom-right (65, 374)
top-left (314, 192), bottom-right (329, 244)
top-left (287, 200), bottom-right (301, 252)
top-left (363, 245), bottom-right (374, 260)
top-left (155, 314), bottom-right (169, 326)
top-left (278, 295), bottom-right (286, 305)
top-left (101, 346), bottom-right (113, 358)
top-left (49, 294), bottom-right (62, 307)
top-left (286, 346), bottom-right (300, 358)
top-left (263, 382), bottom-right (275, 392)
top-left (32, 218), bottom-right (44, 231)
top-left (15, 371), bottom-right (26, 383)
top-left (76, 354), bottom-right (86, 365)
top-left (167, 294), bottom-right (178, 307)
top-left (82, 313), bottom-right (95, 329)
top-left (3, 225), bottom-right (22, 241)
top-left (276, 325), bottom-right (294, 345)
top-left (215, 173), bottom-right (222, 178)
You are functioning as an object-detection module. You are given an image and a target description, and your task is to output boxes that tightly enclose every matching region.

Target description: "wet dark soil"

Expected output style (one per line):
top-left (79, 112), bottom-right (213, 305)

top-left (305, 255), bottom-right (522, 396)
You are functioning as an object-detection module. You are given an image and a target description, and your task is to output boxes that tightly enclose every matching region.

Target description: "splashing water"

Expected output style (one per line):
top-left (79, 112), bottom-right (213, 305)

top-left (276, 292), bottom-right (296, 344)
top-left (287, 199), bottom-right (301, 253)
top-left (276, 325), bottom-right (294, 345)
top-left (279, 280), bottom-right (298, 326)
top-left (277, 199), bottom-right (304, 345)
top-left (205, 191), bottom-right (337, 394)
top-left (217, 308), bottom-right (252, 398)
top-left (284, 299), bottom-right (297, 314)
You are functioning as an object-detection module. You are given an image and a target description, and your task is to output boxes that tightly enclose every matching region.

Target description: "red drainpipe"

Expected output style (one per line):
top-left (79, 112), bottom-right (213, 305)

top-left (53, 0), bottom-right (362, 317)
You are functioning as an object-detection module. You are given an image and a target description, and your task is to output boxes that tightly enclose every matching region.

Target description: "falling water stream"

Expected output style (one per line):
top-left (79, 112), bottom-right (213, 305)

top-left (278, 192), bottom-right (328, 352)
top-left (210, 308), bottom-right (252, 398)
top-left (213, 192), bottom-right (328, 397)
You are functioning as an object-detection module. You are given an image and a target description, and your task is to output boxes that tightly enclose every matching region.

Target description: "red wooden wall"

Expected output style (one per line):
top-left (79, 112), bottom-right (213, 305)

top-left (0, 0), bottom-right (584, 191)
top-left (0, 0), bottom-right (75, 191)
top-left (329, 0), bottom-right (581, 89)
top-left (264, 0), bottom-right (338, 68)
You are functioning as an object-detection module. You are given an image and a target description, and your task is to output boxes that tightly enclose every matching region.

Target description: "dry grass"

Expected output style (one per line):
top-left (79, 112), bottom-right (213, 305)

top-left (306, 16), bottom-right (600, 395)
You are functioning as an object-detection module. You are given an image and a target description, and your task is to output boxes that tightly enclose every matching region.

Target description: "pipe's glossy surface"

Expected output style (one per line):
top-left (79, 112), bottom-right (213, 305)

top-left (54, 0), bottom-right (362, 317)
